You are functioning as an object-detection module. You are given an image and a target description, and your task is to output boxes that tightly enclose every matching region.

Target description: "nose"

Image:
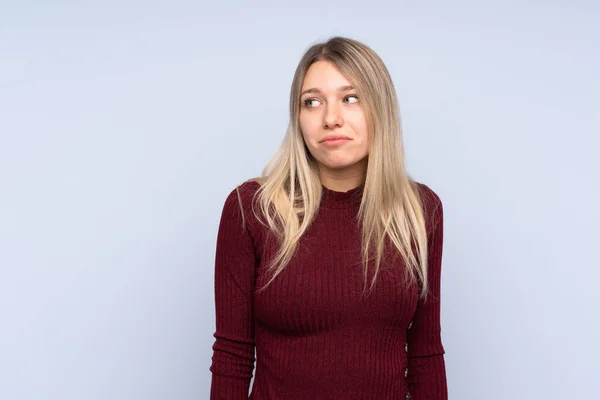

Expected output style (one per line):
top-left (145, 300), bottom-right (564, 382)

top-left (323, 103), bottom-right (344, 129)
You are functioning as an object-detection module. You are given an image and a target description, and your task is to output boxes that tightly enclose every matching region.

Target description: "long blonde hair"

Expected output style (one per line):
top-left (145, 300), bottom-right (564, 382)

top-left (239, 36), bottom-right (432, 300)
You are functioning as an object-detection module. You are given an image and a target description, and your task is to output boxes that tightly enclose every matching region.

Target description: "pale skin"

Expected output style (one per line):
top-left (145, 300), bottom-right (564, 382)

top-left (299, 60), bottom-right (369, 193)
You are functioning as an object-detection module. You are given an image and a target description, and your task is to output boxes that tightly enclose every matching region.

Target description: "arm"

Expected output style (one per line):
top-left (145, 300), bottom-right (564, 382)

top-left (406, 189), bottom-right (448, 399)
top-left (209, 185), bottom-right (257, 399)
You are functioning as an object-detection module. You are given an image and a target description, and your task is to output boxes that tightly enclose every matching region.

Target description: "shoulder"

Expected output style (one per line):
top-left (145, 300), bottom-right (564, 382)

top-left (238, 178), bottom-right (263, 195)
top-left (220, 178), bottom-right (264, 227)
top-left (223, 178), bottom-right (262, 203)
top-left (229, 178), bottom-right (262, 208)
top-left (411, 180), bottom-right (443, 232)
top-left (411, 181), bottom-right (442, 212)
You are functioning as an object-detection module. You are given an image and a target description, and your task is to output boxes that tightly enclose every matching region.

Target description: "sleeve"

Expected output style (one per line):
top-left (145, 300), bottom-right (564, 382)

top-left (209, 186), bottom-right (257, 399)
top-left (406, 189), bottom-right (448, 399)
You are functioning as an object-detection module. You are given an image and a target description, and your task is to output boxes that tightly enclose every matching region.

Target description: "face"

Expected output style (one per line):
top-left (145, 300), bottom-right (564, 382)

top-left (299, 60), bottom-right (369, 179)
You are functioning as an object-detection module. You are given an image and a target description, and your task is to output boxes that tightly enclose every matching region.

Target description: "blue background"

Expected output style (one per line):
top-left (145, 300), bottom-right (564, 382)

top-left (1, 1), bottom-right (598, 398)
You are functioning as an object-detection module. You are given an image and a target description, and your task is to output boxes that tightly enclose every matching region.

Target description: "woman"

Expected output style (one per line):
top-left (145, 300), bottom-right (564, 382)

top-left (210, 36), bottom-right (448, 399)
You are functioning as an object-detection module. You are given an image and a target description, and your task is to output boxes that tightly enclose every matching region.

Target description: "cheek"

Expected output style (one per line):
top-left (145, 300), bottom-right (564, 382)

top-left (299, 115), bottom-right (319, 142)
top-left (348, 113), bottom-right (369, 138)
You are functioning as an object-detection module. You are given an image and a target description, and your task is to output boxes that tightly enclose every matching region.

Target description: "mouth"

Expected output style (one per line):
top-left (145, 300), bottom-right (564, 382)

top-left (321, 137), bottom-right (351, 147)
top-left (320, 135), bottom-right (351, 143)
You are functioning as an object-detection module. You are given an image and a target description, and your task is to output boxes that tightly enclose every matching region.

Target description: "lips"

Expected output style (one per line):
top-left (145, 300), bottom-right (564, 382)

top-left (320, 135), bottom-right (350, 143)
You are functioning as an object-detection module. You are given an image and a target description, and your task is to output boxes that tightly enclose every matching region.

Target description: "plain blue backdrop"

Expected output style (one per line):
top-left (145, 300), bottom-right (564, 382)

top-left (1, 1), bottom-right (599, 399)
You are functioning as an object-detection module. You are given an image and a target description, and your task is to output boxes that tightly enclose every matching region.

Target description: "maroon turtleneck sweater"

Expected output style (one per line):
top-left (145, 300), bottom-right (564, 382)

top-left (210, 180), bottom-right (447, 399)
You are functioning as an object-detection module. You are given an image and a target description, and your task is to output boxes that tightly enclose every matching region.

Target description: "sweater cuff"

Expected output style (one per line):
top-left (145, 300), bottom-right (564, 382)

top-left (407, 353), bottom-right (448, 399)
top-left (210, 372), bottom-right (251, 399)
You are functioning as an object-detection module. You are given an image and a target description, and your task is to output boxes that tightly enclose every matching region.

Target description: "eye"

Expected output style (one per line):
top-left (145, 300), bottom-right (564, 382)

top-left (303, 95), bottom-right (359, 108)
top-left (345, 95), bottom-right (359, 104)
top-left (303, 98), bottom-right (321, 108)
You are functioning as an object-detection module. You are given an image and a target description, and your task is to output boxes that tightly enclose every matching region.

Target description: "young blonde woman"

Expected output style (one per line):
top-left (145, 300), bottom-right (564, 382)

top-left (209, 36), bottom-right (448, 399)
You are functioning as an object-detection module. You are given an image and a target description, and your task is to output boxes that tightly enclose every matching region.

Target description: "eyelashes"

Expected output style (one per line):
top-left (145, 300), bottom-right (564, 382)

top-left (302, 95), bottom-right (359, 108)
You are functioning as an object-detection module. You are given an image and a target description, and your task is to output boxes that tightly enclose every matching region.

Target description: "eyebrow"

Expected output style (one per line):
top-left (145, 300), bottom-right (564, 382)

top-left (300, 85), bottom-right (355, 97)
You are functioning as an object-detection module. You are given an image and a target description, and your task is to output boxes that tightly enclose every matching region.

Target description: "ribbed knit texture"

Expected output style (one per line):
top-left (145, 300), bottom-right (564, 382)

top-left (210, 180), bottom-right (447, 399)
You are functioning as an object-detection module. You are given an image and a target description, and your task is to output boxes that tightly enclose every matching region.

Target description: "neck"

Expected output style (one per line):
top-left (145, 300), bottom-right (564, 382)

top-left (318, 159), bottom-right (367, 192)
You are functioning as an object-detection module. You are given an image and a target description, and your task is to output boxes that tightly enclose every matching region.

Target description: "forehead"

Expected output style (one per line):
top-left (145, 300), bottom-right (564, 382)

top-left (301, 60), bottom-right (351, 89)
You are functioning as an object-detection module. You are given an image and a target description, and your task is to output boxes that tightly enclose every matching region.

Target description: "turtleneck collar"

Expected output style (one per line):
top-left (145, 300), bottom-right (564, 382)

top-left (319, 182), bottom-right (365, 209)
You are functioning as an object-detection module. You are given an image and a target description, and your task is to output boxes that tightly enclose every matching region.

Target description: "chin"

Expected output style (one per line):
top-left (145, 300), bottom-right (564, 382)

top-left (322, 160), bottom-right (356, 170)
